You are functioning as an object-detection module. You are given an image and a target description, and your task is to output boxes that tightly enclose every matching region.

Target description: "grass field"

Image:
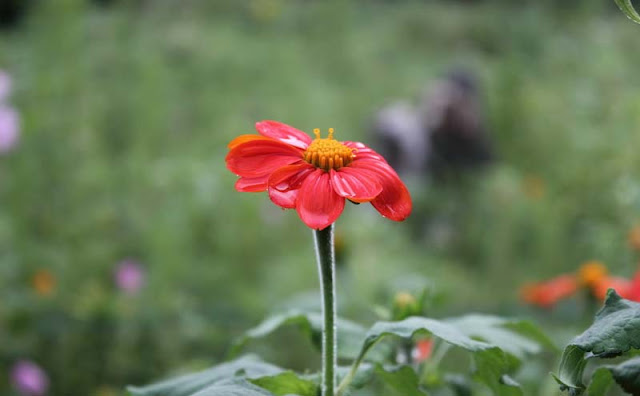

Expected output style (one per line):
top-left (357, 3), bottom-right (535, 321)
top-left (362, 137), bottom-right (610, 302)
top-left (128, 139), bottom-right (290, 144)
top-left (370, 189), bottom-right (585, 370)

top-left (1, 1), bottom-right (639, 394)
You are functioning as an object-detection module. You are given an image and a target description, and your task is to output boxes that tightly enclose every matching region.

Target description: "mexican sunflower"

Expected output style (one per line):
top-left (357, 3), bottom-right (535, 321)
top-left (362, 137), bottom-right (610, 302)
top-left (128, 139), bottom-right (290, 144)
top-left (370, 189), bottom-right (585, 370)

top-left (226, 121), bottom-right (412, 229)
top-left (520, 274), bottom-right (579, 308)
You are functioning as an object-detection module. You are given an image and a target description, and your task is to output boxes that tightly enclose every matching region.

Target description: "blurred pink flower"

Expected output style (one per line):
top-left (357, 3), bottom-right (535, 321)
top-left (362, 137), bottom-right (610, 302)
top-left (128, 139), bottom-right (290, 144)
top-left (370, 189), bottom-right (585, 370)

top-left (114, 259), bottom-right (145, 294)
top-left (0, 70), bottom-right (11, 102)
top-left (10, 360), bottom-right (49, 396)
top-left (0, 106), bottom-right (20, 153)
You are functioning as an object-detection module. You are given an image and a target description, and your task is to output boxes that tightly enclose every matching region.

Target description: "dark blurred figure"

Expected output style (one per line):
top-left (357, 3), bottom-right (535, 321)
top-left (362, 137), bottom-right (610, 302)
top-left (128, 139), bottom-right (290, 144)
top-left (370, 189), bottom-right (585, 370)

top-left (0, 0), bottom-right (29, 29)
top-left (371, 70), bottom-right (493, 182)
top-left (424, 71), bottom-right (492, 180)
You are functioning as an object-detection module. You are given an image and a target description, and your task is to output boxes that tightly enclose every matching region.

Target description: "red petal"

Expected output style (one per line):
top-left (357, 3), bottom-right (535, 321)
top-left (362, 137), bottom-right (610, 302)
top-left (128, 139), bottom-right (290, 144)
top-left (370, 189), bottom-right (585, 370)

top-left (269, 187), bottom-right (298, 209)
top-left (629, 271), bottom-right (640, 302)
top-left (226, 140), bottom-right (303, 178)
top-left (296, 170), bottom-right (345, 230)
top-left (235, 175), bottom-right (269, 192)
top-left (330, 168), bottom-right (382, 203)
top-left (268, 162), bottom-right (315, 192)
top-left (344, 141), bottom-right (388, 162)
top-left (228, 134), bottom-right (273, 149)
top-left (350, 159), bottom-right (412, 221)
top-left (256, 120), bottom-right (312, 150)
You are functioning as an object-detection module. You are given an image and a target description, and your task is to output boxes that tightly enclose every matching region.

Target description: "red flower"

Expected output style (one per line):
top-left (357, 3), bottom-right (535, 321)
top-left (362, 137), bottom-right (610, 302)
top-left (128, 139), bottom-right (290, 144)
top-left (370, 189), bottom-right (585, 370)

top-left (413, 339), bottom-right (434, 363)
top-left (226, 121), bottom-right (412, 229)
top-left (520, 274), bottom-right (579, 308)
top-left (628, 270), bottom-right (640, 301)
top-left (592, 276), bottom-right (632, 301)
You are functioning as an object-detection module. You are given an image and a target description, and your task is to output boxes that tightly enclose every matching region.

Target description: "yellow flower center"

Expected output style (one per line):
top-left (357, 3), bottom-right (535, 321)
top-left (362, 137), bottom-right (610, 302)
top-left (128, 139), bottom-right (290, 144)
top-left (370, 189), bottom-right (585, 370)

top-left (303, 128), bottom-right (354, 171)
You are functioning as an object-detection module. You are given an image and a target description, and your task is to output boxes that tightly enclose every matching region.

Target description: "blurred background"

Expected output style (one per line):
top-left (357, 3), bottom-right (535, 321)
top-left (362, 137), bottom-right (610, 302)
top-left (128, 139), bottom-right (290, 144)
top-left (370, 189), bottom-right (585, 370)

top-left (1, 0), bottom-right (639, 395)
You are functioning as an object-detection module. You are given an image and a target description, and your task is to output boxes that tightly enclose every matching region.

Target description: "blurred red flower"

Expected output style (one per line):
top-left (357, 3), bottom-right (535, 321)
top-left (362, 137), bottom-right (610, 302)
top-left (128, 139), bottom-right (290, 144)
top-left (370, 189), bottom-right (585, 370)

top-left (520, 274), bottom-right (579, 308)
top-left (591, 276), bottom-right (632, 301)
top-left (226, 121), bottom-right (411, 230)
top-left (413, 339), bottom-right (434, 363)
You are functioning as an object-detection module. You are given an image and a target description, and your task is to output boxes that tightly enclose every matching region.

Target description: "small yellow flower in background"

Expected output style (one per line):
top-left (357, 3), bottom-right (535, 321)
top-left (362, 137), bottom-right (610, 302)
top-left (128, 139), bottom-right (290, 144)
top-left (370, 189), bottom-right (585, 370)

top-left (31, 269), bottom-right (56, 297)
top-left (394, 292), bottom-right (416, 309)
top-left (392, 291), bottom-right (421, 320)
top-left (522, 174), bottom-right (545, 200)
top-left (578, 260), bottom-right (608, 288)
top-left (628, 225), bottom-right (640, 252)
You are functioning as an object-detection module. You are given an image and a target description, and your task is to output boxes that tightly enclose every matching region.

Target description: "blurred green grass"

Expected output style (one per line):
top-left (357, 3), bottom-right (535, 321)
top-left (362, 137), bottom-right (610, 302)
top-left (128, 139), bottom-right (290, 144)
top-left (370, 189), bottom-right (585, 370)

top-left (1, 0), bottom-right (639, 394)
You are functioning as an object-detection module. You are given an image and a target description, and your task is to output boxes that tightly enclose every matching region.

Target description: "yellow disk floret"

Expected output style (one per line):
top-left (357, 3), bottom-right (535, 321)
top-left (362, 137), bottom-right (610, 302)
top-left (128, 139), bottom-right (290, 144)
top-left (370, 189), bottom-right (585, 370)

top-left (303, 128), bottom-right (354, 171)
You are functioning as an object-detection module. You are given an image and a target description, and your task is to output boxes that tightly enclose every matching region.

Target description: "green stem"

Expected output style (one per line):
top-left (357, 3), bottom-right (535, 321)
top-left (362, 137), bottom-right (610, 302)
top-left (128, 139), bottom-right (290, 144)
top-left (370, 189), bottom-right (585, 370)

top-left (314, 224), bottom-right (337, 396)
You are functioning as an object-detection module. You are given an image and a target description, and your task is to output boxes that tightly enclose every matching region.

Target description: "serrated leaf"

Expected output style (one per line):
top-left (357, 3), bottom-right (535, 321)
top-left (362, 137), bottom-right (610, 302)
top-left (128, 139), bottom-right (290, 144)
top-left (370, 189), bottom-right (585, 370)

top-left (231, 310), bottom-right (389, 361)
top-left (374, 365), bottom-right (427, 396)
top-left (587, 368), bottom-right (614, 396)
top-left (615, 0), bottom-right (640, 24)
top-left (348, 317), bottom-right (521, 395)
top-left (250, 372), bottom-right (318, 396)
top-left (608, 356), bottom-right (640, 394)
top-left (572, 290), bottom-right (640, 357)
top-left (127, 355), bottom-right (283, 396)
top-left (447, 315), bottom-right (555, 359)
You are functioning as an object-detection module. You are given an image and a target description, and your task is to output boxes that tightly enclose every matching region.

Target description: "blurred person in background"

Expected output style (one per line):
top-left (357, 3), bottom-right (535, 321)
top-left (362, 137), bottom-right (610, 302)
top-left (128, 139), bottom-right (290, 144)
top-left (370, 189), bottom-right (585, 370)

top-left (371, 69), bottom-right (493, 183)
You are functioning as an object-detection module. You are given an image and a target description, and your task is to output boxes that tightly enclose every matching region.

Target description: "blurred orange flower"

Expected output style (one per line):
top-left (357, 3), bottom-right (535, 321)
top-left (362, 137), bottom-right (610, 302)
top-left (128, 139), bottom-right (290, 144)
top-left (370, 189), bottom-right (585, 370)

top-left (628, 225), bottom-right (640, 252)
top-left (520, 274), bottom-right (578, 308)
top-left (31, 269), bottom-right (56, 297)
top-left (578, 260), bottom-right (608, 288)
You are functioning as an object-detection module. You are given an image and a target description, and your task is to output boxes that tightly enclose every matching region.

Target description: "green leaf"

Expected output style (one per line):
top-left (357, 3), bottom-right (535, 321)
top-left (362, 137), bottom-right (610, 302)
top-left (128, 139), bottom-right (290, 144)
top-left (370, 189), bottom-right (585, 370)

top-left (608, 356), bottom-right (640, 394)
top-left (127, 355), bottom-right (283, 396)
top-left (587, 368), bottom-right (614, 396)
top-left (615, 0), bottom-right (640, 24)
top-left (374, 365), bottom-right (427, 396)
top-left (447, 315), bottom-right (556, 360)
top-left (586, 358), bottom-right (640, 395)
top-left (231, 309), bottom-right (389, 361)
top-left (572, 290), bottom-right (640, 357)
top-left (554, 291), bottom-right (640, 395)
top-left (349, 316), bottom-right (521, 395)
top-left (250, 372), bottom-right (318, 396)
top-left (188, 379), bottom-right (275, 396)
top-left (552, 345), bottom-right (587, 395)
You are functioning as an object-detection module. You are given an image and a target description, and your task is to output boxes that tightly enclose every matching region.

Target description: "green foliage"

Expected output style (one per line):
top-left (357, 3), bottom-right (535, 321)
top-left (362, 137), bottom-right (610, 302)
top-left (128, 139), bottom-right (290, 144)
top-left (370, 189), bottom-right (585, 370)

top-left (340, 315), bottom-right (550, 395)
top-left (231, 309), bottom-right (389, 361)
top-left (555, 291), bottom-right (640, 395)
top-left (572, 291), bottom-right (640, 357)
top-left (447, 315), bottom-right (557, 359)
top-left (127, 355), bottom-right (283, 396)
top-left (552, 346), bottom-right (588, 394)
top-left (615, 0), bottom-right (640, 24)
top-left (178, 380), bottom-right (275, 396)
top-left (373, 365), bottom-right (426, 396)
top-left (607, 357), bottom-right (640, 394)
top-left (250, 372), bottom-right (318, 396)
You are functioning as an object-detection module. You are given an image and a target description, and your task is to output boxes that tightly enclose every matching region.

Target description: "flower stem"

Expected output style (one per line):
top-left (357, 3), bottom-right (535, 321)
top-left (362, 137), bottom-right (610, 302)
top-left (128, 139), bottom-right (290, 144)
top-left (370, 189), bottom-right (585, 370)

top-left (313, 224), bottom-right (337, 396)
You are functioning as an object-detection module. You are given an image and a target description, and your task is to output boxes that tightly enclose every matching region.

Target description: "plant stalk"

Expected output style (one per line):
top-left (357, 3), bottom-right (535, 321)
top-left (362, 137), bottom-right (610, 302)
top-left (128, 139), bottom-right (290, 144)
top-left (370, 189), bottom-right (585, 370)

top-left (314, 224), bottom-right (337, 396)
